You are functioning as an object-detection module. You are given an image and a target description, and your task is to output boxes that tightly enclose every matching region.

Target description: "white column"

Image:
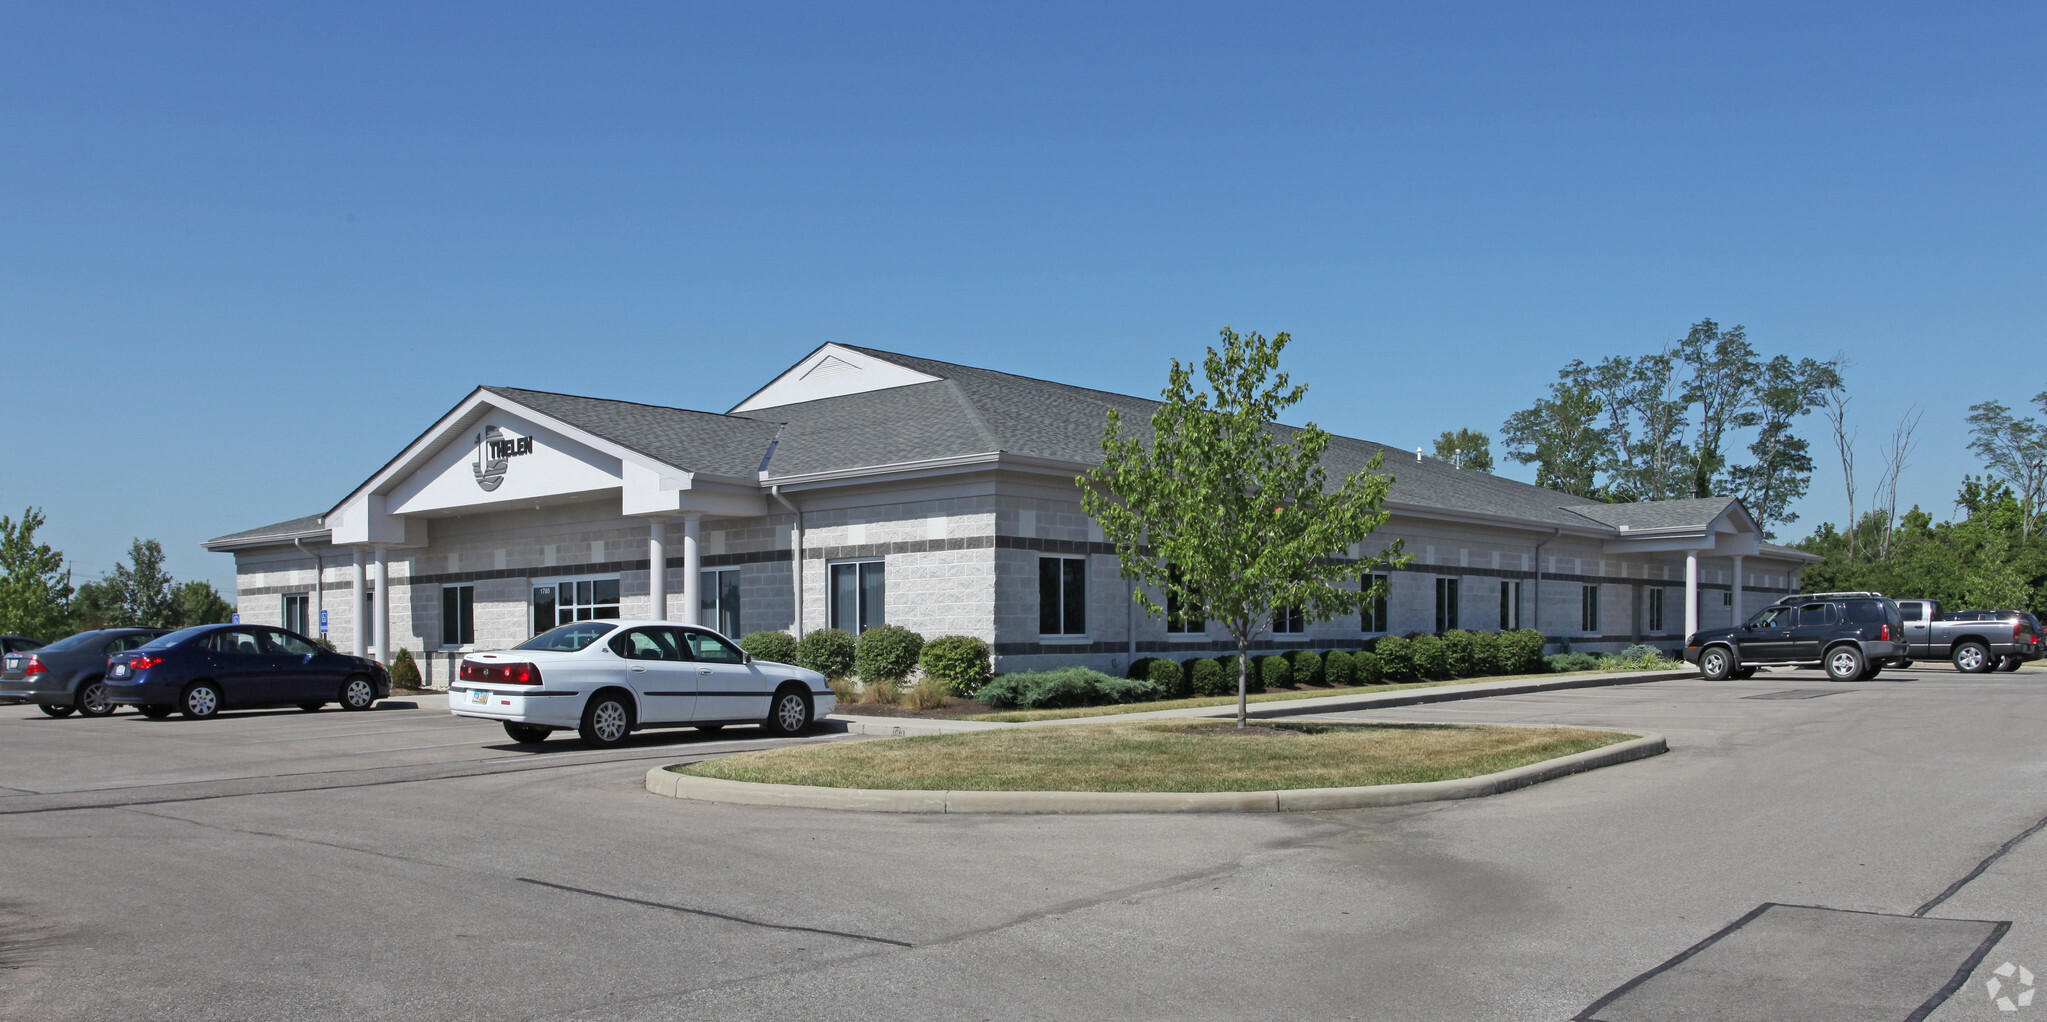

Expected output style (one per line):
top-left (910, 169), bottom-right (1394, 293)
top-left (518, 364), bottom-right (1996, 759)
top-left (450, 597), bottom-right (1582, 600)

top-left (647, 519), bottom-right (668, 621)
top-left (371, 546), bottom-right (390, 664)
top-left (351, 547), bottom-right (368, 657)
top-left (1730, 555), bottom-right (1745, 626)
top-left (680, 514), bottom-right (703, 626)
top-left (1684, 549), bottom-right (1701, 640)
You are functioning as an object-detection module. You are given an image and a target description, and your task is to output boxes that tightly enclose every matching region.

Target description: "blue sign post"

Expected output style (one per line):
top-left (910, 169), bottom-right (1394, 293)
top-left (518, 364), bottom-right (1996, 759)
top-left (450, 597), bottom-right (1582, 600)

top-left (231, 613), bottom-right (240, 624)
top-left (320, 609), bottom-right (328, 636)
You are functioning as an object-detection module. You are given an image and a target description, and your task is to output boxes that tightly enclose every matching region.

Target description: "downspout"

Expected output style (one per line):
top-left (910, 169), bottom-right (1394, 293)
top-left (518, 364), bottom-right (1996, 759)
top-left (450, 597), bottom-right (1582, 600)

top-left (293, 536), bottom-right (324, 643)
top-left (771, 485), bottom-right (803, 638)
top-left (1531, 528), bottom-right (1563, 651)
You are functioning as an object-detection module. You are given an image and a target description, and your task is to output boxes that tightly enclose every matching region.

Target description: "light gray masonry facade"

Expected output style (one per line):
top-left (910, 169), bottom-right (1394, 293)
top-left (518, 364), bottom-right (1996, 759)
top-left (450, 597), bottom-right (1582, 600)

top-left (208, 344), bottom-right (1817, 683)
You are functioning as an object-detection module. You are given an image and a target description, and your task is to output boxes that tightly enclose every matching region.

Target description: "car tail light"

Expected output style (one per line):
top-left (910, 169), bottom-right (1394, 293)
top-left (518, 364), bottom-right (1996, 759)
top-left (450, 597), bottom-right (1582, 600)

top-left (23, 655), bottom-right (45, 675)
top-left (460, 660), bottom-right (542, 685)
top-left (127, 655), bottom-right (165, 670)
top-left (2015, 622), bottom-right (2024, 641)
top-left (1879, 624), bottom-right (1891, 641)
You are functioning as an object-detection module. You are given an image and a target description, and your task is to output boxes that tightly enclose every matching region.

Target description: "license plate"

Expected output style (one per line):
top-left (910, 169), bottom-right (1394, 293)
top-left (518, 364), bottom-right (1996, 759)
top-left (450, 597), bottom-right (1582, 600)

top-left (110, 664), bottom-right (129, 678)
top-left (3, 656), bottom-right (17, 671)
top-left (468, 689), bottom-right (488, 704)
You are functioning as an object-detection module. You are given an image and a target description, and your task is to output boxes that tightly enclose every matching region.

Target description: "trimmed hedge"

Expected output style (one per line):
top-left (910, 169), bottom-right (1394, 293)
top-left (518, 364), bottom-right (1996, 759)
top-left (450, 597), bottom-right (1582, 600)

top-left (1323, 649), bottom-right (1355, 687)
top-left (1289, 650), bottom-right (1325, 686)
top-left (795, 628), bottom-right (857, 680)
top-left (854, 625), bottom-right (924, 683)
top-left (1127, 657), bottom-right (1159, 681)
top-left (739, 630), bottom-right (800, 665)
top-left (1376, 635), bottom-right (1416, 681)
top-left (389, 648), bottom-right (422, 689)
top-left (1353, 650), bottom-right (1386, 685)
top-left (1545, 652), bottom-right (1601, 674)
top-left (1258, 654), bottom-right (1290, 691)
top-left (1146, 657), bottom-right (1188, 698)
top-left (1190, 657), bottom-right (1230, 696)
top-left (1411, 634), bottom-right (1450, 679)
top-left (1441, 630), bottom-right (1479, 677)
top-left (976, 669), bottom-right (1162, 710)
top-left (919, 635), bottom-right (993, 696)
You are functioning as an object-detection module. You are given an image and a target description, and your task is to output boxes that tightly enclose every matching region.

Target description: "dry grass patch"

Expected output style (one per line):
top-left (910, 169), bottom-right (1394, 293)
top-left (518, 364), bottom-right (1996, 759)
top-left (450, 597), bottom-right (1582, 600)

top-left (679, 720), bottom-right (1630, 793)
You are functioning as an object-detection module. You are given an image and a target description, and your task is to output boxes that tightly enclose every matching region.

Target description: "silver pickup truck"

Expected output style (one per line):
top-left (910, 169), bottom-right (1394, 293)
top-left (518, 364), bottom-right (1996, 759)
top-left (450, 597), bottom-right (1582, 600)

top-left (1894, 599), bottom-right (2042, 672)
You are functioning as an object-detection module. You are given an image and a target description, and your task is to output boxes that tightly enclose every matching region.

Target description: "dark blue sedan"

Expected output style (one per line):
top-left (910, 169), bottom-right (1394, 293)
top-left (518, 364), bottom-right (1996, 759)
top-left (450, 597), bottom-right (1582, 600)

top-left (104, 624), bottom-right (392, 719)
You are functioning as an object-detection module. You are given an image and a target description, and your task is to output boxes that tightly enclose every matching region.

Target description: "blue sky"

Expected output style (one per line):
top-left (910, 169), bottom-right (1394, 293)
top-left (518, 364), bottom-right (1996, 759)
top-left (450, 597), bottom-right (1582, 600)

top-left (4, 3), bottom-right (2042, 593)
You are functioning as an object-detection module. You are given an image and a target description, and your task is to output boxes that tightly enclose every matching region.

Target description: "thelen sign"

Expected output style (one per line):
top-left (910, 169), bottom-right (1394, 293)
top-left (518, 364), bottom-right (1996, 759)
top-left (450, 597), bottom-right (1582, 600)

top-left (472, 425), bottom-right (535, 492)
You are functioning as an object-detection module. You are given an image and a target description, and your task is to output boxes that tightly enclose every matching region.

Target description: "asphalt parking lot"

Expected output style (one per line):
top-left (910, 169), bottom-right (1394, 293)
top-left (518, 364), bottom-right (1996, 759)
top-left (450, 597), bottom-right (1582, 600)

top-left (2, 664), bottom-right (2043, 1021)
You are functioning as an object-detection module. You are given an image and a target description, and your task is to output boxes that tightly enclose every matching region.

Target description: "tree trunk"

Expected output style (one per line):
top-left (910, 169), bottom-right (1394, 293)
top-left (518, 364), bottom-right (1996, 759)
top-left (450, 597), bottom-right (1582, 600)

top-left (1236, 636), bottom-right (1250, 728)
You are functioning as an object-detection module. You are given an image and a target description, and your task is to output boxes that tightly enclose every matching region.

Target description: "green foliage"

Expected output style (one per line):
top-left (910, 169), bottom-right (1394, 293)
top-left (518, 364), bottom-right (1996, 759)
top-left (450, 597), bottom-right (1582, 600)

top-left (388, 648), bottom-right (423, 689)
top-left (854, 624), bottom-right (924, 683)
top-left (918, 635), bottom-right (993, 696)
top-left (739, 630), bottom-right (801, 665)
top-left (1080, 326), bottom-right (1408, 725)
top-left (1546, 652), bottom-right (1601, 674)
top-left (0, 507), bottom-right (74, 641)
top-left (1965, 392), bottom-right (2047, 540)
top-left (1500, 629), bottom-right (1548, 674)
top-left (169, 581), bottom-right (234, 627)
top-left (975, 669), bottom-right (1159, 710)
top-left (1288, 650), bottom-right (1324, 686)
top-left (1502, 378), bottom-right (1603, 498)
top-left (1440, 630), bottom-right (1479, 677)
top-left (1258, 654), bottom-right (1290, 690)
top-left (1375, 635), bottom-right (1416, 680)
top-left (1471, 630), bottom-right (1504, 675)
top-left (1433, 428), bottom-right (1494, 473)
top-left (1126, 656), bottom-right (1158, 680)
top-left (795, 628), bottom-right (858, 680)
top-left (1410, 634), bottom-right (1449, 678)
top-left (89, 539), bottom-right (178, 628)
top-left (1798, 490), bottom-right (2047, 617)
top-left (1189, 657), bottom-right (1230, 696)
top-left (1353, 650), bottom-right (1385, 685)
top-left (1612, 644), bottom-right (1675, 669)
top-left (1322, 649), bottom-right (1354, 687)
top-left (1146, 657), bottom-right (1187, 698)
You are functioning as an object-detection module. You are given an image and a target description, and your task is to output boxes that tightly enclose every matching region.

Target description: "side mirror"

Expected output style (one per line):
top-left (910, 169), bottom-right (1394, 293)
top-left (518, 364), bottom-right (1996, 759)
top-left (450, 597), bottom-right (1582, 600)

top-left (744, 653), bottom-right (754, 664)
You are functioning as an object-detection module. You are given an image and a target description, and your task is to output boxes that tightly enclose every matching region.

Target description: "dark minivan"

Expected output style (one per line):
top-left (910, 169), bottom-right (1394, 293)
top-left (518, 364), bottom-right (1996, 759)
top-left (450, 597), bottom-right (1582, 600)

top-left (1685, 594), bottom-right (1908, 681)
top-left (1, 628), bottom-right (172, 716)
top-left (103, 623), bottom-right (392, 719)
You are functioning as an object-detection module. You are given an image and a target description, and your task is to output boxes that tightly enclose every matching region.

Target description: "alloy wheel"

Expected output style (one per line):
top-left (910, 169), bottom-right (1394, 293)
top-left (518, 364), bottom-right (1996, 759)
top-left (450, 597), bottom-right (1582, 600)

top-left (343, 677), bottom-right (375, 709)
top-left (78, 682), bottom-right (113, 716)
top-left (776, 693), bottom-right (808, 732)
top-left (186, 686), bottom-right (218, 717)
top-left (592, 701), bottom-right (628, 743)
top-left (1828, 650), bottom-right (1860, 679)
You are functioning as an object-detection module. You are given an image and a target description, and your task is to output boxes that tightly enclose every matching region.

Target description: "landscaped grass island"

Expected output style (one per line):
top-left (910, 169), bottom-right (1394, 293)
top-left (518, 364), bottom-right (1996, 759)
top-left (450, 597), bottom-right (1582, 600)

top-left (676, 721), bottom-right (1634, 793)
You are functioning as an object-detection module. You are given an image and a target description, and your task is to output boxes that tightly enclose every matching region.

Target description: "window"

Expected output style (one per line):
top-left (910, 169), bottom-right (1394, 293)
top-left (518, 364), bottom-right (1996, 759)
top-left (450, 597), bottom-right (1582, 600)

top-left (1581, 585), bottom-right (1600, 632)
top-left (1901, 602), bottom-right (1926, 622)
top-left (1748, 606), bottom-right (1790, 629)
top-left (442, 585), bottom-right (474, 647)
top-left (1648, 589), bottom-right (1665, 632)
top-left (683, 628), bottom-right (747, 664)
top-left (1843, 600), bottom-right (1888, 624)
top-left (533, 577), bottom-right (621, 633)
top-left (700, 569), bottom-right (741, 638)
top-left (1360, 574), bottom-right (1390, 633)
top-left (264, 630), bottom-right (319, 656)
top-left (1166, 564), bottom-right (1205, 633)
top-left (1797, 603), bottom-right (1836, 627)
top-left (1435, 578), bottom-right (1459, 633)
top-left (1722, 591), bottom-right (1732, 607)
top-left (829, 560), bottom-right (886, 634)
top-left (1272, 605), bottom-right (1306, 634)
top-left (1039, 557), bottom-right (1087, 635)
top-left (1499, 580), bottom-right (1520, 630)
top-left (610, 627), bottom-right (682, 661)
top-left (205, 629), bottom-right (264, 656)
top-left (282, 594), bottom-right (309, 636)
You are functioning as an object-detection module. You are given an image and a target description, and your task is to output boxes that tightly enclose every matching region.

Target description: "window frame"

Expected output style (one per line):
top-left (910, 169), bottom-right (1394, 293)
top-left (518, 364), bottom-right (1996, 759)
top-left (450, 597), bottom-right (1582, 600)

top-left (282, 593), bottom-right (310, 636)
top-left (1165, 564), bottom-right (1206, 636)
top-left (828, 558), bottom-right (887, 634)
top-left (442, 584), bottom-right (475, 649)
top-left (531, 574), bottom-right (622, 635)
top-left (1271, 604), bottom-right (1307, 635)
top-left (1435, 577), bottom-right (1460, 633)
top-left (1581, 584), bottom-right (1601, 633)
top-left (1648, 588), bottom-right (1665, 633)
top-left (1360, 573), bottom-right (1390, 633)
top-left (699, 568), bottom-right (741, 639)
top-left (1499, 579), bottom-right (1521, 631)
top-left (1039, 556), bottom-right (1088, 638)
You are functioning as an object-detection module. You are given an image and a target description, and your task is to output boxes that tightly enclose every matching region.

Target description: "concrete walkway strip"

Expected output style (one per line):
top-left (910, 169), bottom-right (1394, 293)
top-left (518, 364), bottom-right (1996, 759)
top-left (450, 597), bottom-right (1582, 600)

top-left (644, 729), bottom-right (1667, 814)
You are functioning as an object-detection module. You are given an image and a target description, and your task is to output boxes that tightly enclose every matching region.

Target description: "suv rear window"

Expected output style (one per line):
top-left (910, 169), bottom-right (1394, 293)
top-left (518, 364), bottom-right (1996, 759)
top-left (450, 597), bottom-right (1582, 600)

top-left (1843, 600), bottom-right (1889, 624)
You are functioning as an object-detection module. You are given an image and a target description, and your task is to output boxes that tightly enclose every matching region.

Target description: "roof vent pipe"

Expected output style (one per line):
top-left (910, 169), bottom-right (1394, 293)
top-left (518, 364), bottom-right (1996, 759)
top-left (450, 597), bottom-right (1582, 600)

top-left (1416, 447), bottom-right (1423, 462)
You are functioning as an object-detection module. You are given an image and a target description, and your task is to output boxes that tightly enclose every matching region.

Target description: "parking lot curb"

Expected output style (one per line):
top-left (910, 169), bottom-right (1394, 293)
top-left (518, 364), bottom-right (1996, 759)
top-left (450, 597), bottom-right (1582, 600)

top-left (643, 730), bottom-right (1667, 814)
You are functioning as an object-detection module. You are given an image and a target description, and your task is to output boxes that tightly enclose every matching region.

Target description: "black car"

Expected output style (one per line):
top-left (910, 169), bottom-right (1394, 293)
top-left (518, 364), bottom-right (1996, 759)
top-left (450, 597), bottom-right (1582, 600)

top-left (102, 623), bottom-right (392, 719)
top-left (1, 628), bottom-right (172, 717)
top-left (2, 635), bottom-right (46, 654)
top-left (1685, 594), bottom-right (1908, 682)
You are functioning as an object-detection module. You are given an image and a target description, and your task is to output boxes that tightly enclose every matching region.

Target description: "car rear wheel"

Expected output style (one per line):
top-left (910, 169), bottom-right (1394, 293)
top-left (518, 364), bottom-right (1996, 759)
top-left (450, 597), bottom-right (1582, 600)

top-left (339, 675), bottom-right (376, 711)
top-left (1996, 656), bottom-right (2022, 673)
top-left (37, 703), bottom-right (76, 718)
top-left (578, 691), bottom-right (634, 747)
top-left (137, 704), bottom-right (173, 719)
top-left (181, 682), bottom-right (222, 719)
top-left (1826, 646), bottom-right (1866, 682)
top-left (1953, 642), bottom-right (1992, 674)
top-left (762, 685), bottom-right (811, 737)
top-left (1698, 646), bottom-right (1734, 681)
top-left (503, 722), bottom-right (551, 745)
top-left (76, 679), bottom-right (116, 717)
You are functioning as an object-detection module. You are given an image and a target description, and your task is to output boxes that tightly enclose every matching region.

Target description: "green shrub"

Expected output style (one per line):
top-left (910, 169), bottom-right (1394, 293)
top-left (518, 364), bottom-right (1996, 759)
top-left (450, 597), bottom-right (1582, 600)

top-left (1545, 652), bottom-right (1601, 674)
top-left (1472, 631), bottom-right (1505, 675)
top-left (1611, 643), bottom-right (1671, 670)
top-left (1126, 656), bottom-right (1158, 680)
top-left (1411, 634), bottom-right (1450, 678)
top-left (739, 630), bottom-right (800, 665)
top-left (1500, 629), bottom-right (1547, 673)
top-left (388, 648), bottom-right (422, 689)
top-left (795, 628), bottom-right (857, 680)
top-left (975, 668), bottom-right (1140, 710)
top-left (1259, 654), bottom-right (1291, 690)
top-left (1323, 650), bottom-right (1355, 687)
top-left (1095, 676), bottom-right (1164, 703)
top-left (1146, 657), bottom-right (1187, 698)
top-left (854, 624), bottom-right (924, 683)
top-left (1376, 635), bottom-right (1416, 680)
top-left (1289, 650), bottom-right (1325, 686)
top-left (1441, 630), bottom-right (1479, 677)
top-left (1353, 650), bottom-right (1385, 685)
top-left (1190, 657), bottom-right (1231, 696)
top-left (919, 635), bottom-right (993, 696)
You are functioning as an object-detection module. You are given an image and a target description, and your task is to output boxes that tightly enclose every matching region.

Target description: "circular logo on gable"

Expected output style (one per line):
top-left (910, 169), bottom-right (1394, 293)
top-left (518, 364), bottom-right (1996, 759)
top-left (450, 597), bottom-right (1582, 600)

top-left (472, 425), bottom-right (533, 492)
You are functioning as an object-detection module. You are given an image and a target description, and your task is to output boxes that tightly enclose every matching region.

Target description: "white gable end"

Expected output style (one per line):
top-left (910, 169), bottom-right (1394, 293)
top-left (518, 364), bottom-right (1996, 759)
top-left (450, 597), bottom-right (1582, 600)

top-left (730, 343), bottom-right (942, 413)
top-left (386, 412), bottom-right (623, 515)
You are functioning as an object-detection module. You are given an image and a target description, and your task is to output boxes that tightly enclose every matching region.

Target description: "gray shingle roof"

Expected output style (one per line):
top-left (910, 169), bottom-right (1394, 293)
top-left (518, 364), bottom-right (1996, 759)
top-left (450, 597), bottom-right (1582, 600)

top-left (485, 386), bottom-right (784, 480)
top-left (1560, 497), bottom-right (1741, 532)
top-left (205, 514), bottom-right (328, 548)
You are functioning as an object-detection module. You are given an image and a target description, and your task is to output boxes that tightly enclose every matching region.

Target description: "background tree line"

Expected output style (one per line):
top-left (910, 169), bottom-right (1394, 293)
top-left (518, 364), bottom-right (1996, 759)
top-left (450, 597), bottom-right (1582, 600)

top-left (0, 507), bottom-right (234, 640)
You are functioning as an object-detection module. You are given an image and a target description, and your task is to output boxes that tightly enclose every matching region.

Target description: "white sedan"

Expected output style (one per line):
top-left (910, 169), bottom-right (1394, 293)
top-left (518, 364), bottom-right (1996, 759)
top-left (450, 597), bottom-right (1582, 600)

top-left (450, 620), bottom-right (835, 747)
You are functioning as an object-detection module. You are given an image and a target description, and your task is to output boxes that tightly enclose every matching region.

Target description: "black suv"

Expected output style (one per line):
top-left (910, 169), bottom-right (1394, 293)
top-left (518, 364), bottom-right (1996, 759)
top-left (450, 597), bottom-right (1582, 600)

top-left (1685, 593), bottom-right (1908, 681)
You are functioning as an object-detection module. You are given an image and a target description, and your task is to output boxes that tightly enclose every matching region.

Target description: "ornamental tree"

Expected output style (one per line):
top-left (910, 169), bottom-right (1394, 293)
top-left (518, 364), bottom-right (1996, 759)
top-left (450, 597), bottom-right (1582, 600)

top-left (1079, 327), bottom-right (1409, 726)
